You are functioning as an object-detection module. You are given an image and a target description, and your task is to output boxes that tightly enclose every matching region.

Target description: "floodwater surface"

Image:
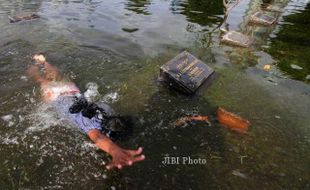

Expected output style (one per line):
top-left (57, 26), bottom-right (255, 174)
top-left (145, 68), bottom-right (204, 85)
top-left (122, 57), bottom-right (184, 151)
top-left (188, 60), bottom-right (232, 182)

top-left (0, 0), bottom-right (309, 189)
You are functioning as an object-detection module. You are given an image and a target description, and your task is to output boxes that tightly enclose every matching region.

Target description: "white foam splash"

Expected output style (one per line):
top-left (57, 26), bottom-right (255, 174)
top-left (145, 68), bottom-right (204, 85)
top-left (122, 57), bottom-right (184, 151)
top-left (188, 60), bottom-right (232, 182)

top-left (84, 82), bottom-right (100, 102)
top-left (102, 92), bottom-right (119, 103)
top-left (1, 114), bottom-right (15, 127)
top-left (0, 136), bottom-right (19, 145)
top-left (1, 114), bottom-right (13, 122)
top-left (25, 103), bottom-right (61, 132)
top-left (20, 75), bottom-right (28, 81)
top-left (81, 141), bottom-right (98, 150)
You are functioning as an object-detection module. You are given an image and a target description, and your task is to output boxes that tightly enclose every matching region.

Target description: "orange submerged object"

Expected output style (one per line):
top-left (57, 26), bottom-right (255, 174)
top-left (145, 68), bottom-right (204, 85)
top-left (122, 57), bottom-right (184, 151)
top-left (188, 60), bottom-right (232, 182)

top-left (216, 107), bottom-right (250, 133)
top-left (172, 115), bottom-right (210, 127)
top-left (263, 64), bottom-right (271, 71)
top-left (187, 116), bottom-right (209, 121)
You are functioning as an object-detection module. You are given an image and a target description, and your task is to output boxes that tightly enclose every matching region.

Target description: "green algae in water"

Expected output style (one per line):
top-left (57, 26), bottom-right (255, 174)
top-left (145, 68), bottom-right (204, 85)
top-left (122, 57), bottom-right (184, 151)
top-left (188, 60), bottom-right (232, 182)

top-left (1, 0), bottom-right (310, 189)
top-left (115, 55), bottom-right (310, 189)
top-left (267, 3), bottom-right (310, 81)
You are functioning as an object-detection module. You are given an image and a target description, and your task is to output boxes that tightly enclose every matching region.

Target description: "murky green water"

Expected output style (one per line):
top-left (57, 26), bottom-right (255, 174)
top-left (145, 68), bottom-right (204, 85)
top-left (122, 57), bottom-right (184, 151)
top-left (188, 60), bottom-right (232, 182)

top-left (0, 0), bottom-right (309, 189)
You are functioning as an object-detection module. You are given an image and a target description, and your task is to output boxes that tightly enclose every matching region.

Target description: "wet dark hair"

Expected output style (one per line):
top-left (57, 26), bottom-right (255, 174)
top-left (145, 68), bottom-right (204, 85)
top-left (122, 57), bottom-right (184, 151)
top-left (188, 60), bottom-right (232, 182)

top-left (69, 96), bottom-right (132, 141)
top-left (69, 96), bottom-right (88, 115)
top-left (103, 116), bottom-right (133, 141)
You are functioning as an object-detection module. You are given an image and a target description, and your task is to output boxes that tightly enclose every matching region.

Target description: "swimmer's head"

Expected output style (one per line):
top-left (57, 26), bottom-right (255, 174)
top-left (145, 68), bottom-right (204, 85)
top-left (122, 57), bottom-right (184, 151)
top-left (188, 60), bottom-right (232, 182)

top-left (105, 116), bottom-right (134, 141)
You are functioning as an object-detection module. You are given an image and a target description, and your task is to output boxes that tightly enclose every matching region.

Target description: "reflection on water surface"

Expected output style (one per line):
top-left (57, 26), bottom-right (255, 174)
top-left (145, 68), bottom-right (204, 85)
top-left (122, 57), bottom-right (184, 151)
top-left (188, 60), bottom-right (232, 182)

top-left (0, 0), bottom-right (309, 189)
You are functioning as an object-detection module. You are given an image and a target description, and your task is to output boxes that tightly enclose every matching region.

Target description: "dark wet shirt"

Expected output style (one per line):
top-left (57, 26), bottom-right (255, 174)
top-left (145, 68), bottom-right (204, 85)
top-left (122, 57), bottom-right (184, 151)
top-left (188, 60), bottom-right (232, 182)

top-left (51, 95), bottom-right (114, 134)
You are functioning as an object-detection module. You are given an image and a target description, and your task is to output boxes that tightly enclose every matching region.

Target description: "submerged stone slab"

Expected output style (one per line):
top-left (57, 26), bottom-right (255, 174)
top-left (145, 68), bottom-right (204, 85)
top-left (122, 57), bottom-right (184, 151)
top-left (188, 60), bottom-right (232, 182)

top-left (264, 5), bottom-right (283, 12)
top-left (221, 31), bottom-right (252, 48)
top-left (8, 13), bottom-right (39, 23)
top-left (249, 11), bottom-right (277, 26)
top-left (160, 51), bottom-right (214, 94)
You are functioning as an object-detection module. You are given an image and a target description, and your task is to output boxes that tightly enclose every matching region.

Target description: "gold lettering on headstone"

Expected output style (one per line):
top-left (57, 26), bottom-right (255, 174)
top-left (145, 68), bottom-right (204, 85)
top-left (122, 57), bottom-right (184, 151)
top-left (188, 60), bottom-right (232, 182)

top-left (176, 56), bottom-right (189, 70)
top-left (160, 51), bottom-right (214, 93)
top-left (190, 67), bottom-right (204, 81)
top-left (181, 59), bottom-right (198, 75)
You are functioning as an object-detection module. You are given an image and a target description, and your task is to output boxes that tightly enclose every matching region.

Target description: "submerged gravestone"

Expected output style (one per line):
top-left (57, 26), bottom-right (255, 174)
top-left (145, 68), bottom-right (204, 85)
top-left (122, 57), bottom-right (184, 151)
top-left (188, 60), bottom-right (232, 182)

top-left (8, 13), bottom-right (39, 23)
top-left (160, 51), bottom-right (214, 94)
top-left (264, 5), bottom-right (283, 12)
top-left (249, 11), bottom-right (277, 25)
top-left (221, 31), bottom-right (252, 48)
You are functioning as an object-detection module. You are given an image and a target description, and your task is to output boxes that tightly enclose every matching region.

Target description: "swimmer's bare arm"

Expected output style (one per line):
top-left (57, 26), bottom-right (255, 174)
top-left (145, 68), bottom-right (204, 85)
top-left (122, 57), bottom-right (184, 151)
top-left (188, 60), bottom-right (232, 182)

top-left (87, 129), bottom-right (145, 170)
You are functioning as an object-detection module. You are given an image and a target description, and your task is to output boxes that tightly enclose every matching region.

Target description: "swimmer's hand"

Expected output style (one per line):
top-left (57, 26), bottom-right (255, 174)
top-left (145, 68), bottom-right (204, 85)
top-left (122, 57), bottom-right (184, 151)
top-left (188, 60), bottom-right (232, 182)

top-left (33, 54), bottom-right (46, 64)
top-left (107, 147), bottom-right (145, 170)
top-left (87, 129), bottom-right (145, 170)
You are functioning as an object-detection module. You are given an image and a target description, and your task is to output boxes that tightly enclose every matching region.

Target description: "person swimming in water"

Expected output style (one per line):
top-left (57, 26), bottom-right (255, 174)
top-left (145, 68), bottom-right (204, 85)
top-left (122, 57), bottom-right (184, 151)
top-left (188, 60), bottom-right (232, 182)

top-left (27, 54), bottom-right (145, 170)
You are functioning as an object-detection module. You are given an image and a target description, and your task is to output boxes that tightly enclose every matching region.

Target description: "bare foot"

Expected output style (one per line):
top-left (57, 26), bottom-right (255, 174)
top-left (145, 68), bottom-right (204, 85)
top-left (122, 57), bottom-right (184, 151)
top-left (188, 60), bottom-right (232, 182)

top-left (33, 54), bottom-right (46, 65)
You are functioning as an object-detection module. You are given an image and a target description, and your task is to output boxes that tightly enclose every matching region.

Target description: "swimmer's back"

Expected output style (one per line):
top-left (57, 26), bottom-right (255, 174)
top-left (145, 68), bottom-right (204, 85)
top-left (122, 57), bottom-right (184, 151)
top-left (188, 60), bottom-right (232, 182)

top-left (41, 81), bottom-right (80, 102)
top-left (52, 95), bottom-right (115, 134)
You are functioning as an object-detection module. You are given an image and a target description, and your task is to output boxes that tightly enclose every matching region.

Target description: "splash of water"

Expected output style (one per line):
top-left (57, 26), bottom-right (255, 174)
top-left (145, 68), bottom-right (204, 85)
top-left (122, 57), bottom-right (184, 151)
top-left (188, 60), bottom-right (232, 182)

top-left (84, 82), bottom-right (100, 102)
top-left (102, 92), bottom-right (119, 103)
top-left (0, 136), bottom-right (18, 145)
top-left (1, 114), bottom-right (15, 127)
top-left (25, 103), bottom-right (61, 132)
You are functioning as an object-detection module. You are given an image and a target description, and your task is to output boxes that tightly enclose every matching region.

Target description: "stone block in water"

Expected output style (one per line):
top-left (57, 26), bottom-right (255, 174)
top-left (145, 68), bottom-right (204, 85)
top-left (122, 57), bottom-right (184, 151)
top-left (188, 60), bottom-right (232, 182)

top-left (221, 31), bottom-right (252, 48)
top-left (160, 51), bottom-right (214, 94)
top-left (249, 11), bottom-right (277, 25)
top-left (264, 5), bottom-right (283, 12)
top-left (8, 13), bottom-right (39, 23)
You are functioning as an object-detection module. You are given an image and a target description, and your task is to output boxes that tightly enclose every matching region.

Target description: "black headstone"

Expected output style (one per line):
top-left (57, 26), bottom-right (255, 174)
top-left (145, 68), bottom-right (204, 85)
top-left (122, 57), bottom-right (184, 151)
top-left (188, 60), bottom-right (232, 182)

top-left (160, 51), bottom-right (214, 94)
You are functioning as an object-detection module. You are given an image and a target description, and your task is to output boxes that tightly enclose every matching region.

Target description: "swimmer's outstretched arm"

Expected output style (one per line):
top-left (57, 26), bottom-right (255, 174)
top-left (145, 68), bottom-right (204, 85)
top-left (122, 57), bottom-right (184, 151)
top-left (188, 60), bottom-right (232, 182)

top-left (88, 129), bottom-right (145, 170)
